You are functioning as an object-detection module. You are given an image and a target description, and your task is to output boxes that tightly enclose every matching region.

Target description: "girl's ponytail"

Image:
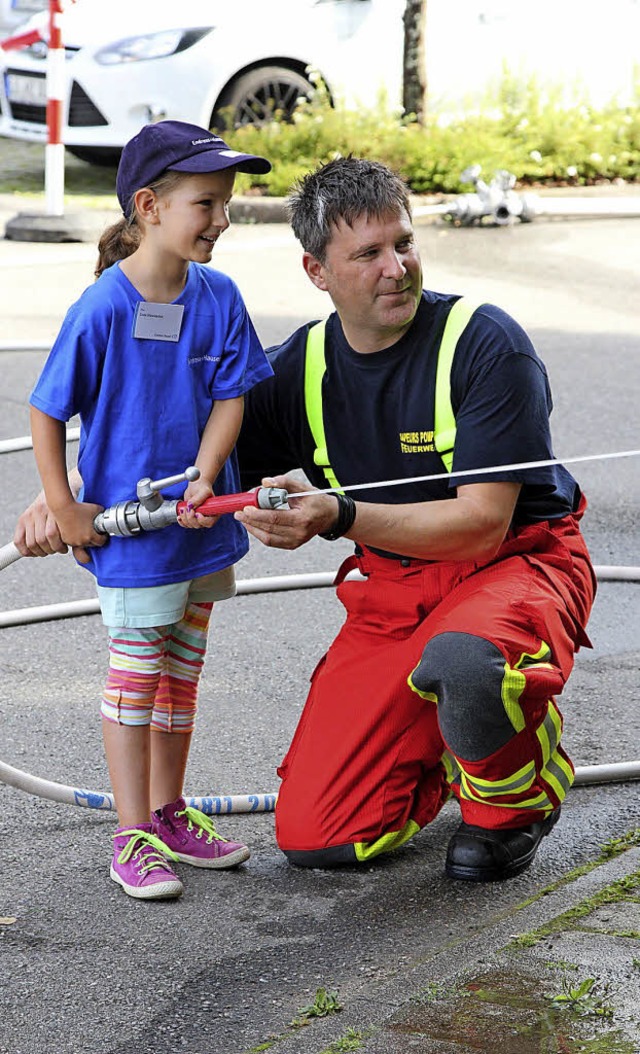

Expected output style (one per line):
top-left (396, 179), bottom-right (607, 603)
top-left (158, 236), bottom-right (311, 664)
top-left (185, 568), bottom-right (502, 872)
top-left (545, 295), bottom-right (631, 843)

top-left (94, 171), bottom-right (185, 278)
top-left (95, 215), bottom-right (140, 278)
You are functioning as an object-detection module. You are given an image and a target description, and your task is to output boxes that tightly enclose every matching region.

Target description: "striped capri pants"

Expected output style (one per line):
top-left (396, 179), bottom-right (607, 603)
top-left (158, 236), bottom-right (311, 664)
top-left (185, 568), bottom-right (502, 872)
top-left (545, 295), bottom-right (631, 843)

top-left (100, 601), bottom-right (213, 733)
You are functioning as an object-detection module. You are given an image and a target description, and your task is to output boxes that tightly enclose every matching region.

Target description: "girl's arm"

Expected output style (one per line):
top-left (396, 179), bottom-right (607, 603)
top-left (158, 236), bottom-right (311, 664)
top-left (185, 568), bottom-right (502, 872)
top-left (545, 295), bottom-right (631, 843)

top-left (178, 396), bottom-right (244, 528)
top-left (30, 406), bottom-right (104, 549)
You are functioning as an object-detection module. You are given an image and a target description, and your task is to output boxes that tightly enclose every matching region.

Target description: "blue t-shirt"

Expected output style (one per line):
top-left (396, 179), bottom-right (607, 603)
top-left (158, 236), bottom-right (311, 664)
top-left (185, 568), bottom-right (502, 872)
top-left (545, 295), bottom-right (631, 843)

top-left (238, 292), bottom-right (580, 526)
top-left (30, 262), bottom-right (273, 587)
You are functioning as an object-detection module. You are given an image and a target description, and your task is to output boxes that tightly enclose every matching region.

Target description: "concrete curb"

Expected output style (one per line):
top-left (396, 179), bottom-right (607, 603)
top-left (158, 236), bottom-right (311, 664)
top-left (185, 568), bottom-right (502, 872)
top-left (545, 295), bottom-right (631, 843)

top-left (1, 184), bottom-right (639, 241)
top-left (229, 195), bottom-right (289, 225)
top-left (4, 208), bottom-right (118, 243)
top-left (0, 202), bottom-right (441, 241)
top-left (0, 195), bottom-right (290, 241)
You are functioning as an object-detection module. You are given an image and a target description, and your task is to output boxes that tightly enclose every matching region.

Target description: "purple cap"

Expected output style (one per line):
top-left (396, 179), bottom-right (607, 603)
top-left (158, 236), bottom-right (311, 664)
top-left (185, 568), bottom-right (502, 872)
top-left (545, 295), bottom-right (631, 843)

top-left (116, 119), bottom-right (272, 213)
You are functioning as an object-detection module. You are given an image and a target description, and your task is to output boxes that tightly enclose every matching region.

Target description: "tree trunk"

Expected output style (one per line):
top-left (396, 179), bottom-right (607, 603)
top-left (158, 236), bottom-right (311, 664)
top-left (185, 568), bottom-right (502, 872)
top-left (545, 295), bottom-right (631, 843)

top-left (402, 0), bottom-right (427, 123)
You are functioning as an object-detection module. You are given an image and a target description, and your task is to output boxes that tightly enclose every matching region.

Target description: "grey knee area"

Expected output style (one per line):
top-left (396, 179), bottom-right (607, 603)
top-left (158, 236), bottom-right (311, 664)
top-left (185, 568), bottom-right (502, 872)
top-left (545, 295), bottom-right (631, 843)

top-left (284, 844), bottom-right (358, 868)
top-left (412, 632), bottom-right (517, 761)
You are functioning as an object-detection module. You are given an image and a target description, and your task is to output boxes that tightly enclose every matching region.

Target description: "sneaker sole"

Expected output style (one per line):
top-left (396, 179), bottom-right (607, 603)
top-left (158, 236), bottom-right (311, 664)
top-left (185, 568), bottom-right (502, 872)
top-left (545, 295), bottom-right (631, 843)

top-left (173, 846), bottom-right (251, 869)
top-left (110, 866), bottom-right (184, 899)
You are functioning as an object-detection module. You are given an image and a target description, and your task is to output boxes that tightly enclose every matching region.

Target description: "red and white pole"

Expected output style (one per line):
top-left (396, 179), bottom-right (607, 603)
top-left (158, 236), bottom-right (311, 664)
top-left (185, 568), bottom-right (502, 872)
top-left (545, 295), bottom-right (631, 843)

top-left (45, 0), bottom-right (65, 216)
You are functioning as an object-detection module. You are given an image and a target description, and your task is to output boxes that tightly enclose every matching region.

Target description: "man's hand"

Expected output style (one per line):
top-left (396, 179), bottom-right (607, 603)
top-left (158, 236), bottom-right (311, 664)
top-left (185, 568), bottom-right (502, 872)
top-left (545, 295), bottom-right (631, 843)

top-left (14, 492), bottom-right (68, 558)
top-left (13, 491), bottom-right (105, 565)
top-left (234, 475), bottom-right (339, 550)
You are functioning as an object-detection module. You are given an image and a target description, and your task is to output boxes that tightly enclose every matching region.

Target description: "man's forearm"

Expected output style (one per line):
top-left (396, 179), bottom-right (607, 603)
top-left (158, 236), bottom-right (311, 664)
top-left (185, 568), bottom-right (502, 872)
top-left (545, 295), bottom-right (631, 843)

top-left (235, 476), bottom-right (521, 560)
top-left (68, 466), bottom-right (82, 498)
top-left (343, 482), bottom-right (521, 562)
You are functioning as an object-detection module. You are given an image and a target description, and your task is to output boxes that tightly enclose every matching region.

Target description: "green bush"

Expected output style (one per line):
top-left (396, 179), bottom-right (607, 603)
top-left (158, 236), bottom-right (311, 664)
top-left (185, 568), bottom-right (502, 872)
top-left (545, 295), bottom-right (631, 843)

top-left (228, 69), bottom-right (640, 198)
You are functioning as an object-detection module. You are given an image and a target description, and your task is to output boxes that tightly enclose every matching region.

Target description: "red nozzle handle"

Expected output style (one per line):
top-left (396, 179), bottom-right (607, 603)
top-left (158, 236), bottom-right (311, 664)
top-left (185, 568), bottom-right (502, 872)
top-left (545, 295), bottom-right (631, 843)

top-left (175, 487), bottom-right (288, 517)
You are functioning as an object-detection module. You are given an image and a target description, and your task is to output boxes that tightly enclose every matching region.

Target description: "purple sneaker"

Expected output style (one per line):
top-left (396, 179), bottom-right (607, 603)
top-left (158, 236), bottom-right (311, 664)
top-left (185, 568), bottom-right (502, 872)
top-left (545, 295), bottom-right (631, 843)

top-left (111, 824), bottom-right (184, 900)
top-left (152, 797), bottom-right (250, 869)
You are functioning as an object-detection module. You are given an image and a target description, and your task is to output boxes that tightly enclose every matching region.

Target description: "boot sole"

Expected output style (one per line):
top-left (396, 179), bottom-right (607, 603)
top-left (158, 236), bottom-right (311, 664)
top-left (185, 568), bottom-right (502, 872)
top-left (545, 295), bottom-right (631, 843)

top-left (445, 809), bottom-right (561, 882)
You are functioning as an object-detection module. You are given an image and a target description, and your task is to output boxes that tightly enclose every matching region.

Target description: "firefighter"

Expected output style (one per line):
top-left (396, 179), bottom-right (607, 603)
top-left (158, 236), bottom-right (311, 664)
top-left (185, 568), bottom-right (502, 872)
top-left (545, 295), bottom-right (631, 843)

top-left (233, 157), bottom-right (596, 880)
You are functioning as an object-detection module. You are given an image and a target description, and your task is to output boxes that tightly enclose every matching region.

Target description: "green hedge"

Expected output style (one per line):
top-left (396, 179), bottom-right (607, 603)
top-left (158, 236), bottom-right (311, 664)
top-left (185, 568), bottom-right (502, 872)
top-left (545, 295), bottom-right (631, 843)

top-left (227, 72), bottom-right (640, 198)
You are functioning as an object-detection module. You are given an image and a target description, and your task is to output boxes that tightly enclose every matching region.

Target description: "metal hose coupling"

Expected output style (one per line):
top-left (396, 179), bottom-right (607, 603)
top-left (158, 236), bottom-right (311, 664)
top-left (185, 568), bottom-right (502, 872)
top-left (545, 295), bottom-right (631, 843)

top-left (93, 465), bottom-right (290, 539)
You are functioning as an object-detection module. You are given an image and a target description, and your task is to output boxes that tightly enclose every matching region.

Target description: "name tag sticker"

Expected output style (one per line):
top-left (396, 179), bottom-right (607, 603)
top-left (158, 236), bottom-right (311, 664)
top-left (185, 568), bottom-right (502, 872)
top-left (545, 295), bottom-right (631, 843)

top-left (133, 302), bottom-right (185, 342)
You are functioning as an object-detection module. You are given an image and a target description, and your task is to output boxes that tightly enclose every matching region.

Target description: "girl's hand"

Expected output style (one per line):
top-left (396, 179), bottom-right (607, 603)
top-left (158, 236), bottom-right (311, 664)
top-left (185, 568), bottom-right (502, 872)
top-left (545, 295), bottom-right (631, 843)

top-left (177, 478), bottom-right (220, 530)
top-left (53, 500), bottom-right (106, 550)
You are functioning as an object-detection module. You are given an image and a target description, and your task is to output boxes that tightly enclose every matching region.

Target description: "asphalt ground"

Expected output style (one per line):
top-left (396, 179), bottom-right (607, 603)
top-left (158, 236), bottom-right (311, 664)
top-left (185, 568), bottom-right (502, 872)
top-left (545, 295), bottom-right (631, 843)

top-left (0, 188), bottom-right (640, 1054)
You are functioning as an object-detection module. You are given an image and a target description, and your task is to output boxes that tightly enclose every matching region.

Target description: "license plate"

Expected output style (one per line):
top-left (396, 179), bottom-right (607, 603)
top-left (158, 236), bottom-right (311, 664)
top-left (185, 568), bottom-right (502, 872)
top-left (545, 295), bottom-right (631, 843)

top-left (6, 73), bottom-right (47, 106)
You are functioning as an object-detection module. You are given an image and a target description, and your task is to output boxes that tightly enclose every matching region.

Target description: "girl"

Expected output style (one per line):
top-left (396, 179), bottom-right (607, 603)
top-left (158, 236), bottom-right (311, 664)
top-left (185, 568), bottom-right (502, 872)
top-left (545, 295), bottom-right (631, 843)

top-left (29, 121), bottom-right (273, 900)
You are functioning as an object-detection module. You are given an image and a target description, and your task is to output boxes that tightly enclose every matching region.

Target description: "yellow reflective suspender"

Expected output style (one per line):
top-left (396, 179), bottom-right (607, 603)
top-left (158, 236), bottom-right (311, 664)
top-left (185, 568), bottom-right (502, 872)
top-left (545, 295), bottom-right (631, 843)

top-left (304, 319), bottom-right (343, 492)
top-left (303, 298), bottom-right (480, 486)
top-left (434, 297), bottom-right (480, 472)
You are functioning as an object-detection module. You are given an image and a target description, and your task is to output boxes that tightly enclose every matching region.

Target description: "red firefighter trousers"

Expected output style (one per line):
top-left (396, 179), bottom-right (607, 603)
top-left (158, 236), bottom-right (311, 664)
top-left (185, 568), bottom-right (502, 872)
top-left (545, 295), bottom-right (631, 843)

top-left (275, 502), bottom-right (595, 864)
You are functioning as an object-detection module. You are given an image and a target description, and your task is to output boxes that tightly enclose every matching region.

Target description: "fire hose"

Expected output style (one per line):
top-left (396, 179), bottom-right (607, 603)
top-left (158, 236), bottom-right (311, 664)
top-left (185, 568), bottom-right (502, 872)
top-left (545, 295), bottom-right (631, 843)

top-left (1, 461), bottom-right (639, 811)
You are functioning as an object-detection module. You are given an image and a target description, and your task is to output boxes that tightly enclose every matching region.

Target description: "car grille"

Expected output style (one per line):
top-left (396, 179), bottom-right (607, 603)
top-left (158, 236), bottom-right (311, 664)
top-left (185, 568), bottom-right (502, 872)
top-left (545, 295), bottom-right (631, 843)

top-left (6, 72), bottom-right (108, 127)
top-left (68, 82), bottom-right (108, 127)
top-left (8, 99), bottom-right (46, 123)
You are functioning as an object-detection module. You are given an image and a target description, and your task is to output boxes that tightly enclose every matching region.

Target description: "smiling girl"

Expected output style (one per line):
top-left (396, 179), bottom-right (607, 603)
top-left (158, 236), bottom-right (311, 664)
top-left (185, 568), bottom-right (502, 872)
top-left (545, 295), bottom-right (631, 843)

top-left (29, 121), bottom-right (273, 899)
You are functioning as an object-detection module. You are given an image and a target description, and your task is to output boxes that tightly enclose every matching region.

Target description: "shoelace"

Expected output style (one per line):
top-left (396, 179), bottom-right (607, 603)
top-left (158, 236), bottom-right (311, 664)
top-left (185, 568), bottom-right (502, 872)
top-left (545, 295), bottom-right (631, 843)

top-left (175, 807), bottom-right (229, 844)
top-left (115, 828), bottom-right (179, 874)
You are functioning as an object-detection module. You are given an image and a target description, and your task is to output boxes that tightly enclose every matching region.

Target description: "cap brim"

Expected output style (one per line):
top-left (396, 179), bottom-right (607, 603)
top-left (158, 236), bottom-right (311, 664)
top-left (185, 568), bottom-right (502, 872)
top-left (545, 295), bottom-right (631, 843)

top-left (170, 150), bottom-right (271, 176)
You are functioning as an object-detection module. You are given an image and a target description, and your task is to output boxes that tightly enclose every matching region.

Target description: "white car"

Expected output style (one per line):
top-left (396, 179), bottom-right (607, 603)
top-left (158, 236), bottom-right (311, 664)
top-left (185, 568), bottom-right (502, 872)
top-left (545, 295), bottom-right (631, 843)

top-left (0, 0), bottom-right (407, 164)
top-left (0, 0), bottom-right (45, 36)
top-left (2, 0), bottom-right (637, 166)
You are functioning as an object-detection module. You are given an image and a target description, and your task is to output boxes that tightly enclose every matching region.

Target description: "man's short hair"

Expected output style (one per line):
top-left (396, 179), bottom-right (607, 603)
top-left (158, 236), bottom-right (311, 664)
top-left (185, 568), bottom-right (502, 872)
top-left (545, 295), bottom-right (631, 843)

top-left (287, 156), bottom-right (412, 262)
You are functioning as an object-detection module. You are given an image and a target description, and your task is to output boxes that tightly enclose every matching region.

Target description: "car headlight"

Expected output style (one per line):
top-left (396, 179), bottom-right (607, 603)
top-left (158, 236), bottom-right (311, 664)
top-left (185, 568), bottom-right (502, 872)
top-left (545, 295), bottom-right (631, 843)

top-left (94, 28), bottom-right (213, 65)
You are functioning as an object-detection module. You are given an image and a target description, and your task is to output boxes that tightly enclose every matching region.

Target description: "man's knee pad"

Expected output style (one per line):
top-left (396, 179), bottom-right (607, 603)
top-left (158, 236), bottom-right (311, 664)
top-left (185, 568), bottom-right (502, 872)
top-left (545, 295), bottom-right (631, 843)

top-left (410, 632), bottom-right (519, 761)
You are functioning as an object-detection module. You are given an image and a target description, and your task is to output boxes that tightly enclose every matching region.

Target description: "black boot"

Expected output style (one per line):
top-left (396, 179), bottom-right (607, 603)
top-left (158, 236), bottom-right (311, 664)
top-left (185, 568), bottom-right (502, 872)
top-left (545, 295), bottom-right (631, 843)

top-left (445, 807), bottom-right (561, 881)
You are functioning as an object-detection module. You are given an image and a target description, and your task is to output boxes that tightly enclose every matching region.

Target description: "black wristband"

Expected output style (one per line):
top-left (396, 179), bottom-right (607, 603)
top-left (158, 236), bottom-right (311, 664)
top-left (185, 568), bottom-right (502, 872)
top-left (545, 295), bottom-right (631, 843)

top-left (318, 492), bottom-right (357, 541)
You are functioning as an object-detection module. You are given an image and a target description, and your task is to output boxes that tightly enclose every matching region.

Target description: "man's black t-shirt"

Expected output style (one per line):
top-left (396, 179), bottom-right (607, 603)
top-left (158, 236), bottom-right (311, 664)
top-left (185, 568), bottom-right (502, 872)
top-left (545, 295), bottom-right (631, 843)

top-left (238, 291), bottom-right (580, 523)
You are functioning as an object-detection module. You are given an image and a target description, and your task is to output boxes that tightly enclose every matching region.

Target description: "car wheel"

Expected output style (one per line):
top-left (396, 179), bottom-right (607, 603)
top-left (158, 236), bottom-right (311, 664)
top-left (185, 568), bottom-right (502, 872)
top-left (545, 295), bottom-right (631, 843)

top-left (66, 146), bottom-right (121, 167)
top-left (213, 66), bottom-right (313, 129)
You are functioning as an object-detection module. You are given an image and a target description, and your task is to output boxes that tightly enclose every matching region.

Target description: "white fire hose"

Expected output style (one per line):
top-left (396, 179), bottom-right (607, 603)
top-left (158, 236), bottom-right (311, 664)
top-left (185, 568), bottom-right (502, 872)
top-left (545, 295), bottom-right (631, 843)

top-left (0, 756), bottom-right (637, 817)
